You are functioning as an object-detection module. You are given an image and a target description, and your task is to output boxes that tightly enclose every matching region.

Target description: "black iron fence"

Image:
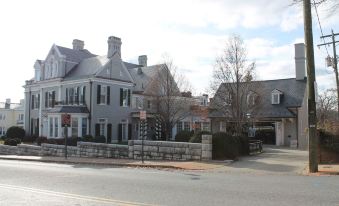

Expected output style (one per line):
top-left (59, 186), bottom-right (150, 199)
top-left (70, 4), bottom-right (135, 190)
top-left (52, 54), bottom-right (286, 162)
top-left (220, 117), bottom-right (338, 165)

top-left (249, 140), bottom-right (263, 154)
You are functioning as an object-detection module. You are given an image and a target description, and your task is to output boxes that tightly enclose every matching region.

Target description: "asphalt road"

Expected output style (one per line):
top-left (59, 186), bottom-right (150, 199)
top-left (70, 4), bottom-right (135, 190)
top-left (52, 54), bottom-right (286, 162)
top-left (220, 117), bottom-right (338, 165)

top-left (0, 159), bottom-right (338, 206)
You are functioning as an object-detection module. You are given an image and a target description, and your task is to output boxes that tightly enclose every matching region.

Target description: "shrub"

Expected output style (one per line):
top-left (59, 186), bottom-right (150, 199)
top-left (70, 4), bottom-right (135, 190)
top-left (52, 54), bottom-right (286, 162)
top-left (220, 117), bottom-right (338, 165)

top-left (1, 136), bottom-right (6, 141)
top-left (4, 138), bottom-right (21, 146)
top-left (22, 135), bottom-right (37, 143)
top-left (94, 135), bottom-right (106, 143)
top-left (212, 132), bottom-right (249, 160)
top-left (36, 136), bottom-right (47, 146)
top-left (82, 135), bottom-right (94, 142)
top-left (319, 129), bottom-right (339, 153)
top-left (189, 131), bottom-right (211, 143)
top-left (6, 126), bottom-right (25, 140)
top-left (175, 131), bottom-right (193, 142)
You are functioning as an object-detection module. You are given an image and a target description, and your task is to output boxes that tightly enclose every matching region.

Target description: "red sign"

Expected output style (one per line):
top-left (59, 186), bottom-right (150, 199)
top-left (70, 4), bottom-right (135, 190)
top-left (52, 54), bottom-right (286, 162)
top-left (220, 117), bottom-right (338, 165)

top-left (62, 114), bottom-right (71, 127)
top-left (140, 111), bottom-right (146, 120)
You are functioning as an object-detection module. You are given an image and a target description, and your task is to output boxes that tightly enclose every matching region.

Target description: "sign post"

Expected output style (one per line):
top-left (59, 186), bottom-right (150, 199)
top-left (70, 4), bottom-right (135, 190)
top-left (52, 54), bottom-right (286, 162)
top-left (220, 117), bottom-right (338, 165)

top-left (62, 114), bottom-right (71, 159)
top-left (140, 111), bottom-right (146, 163)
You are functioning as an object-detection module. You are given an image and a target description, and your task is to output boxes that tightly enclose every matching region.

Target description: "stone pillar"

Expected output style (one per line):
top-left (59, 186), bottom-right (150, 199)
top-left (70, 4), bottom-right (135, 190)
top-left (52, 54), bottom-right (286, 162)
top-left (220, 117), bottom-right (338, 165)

top-left (128, 140), bottom-right (134, 159)
top-left (201, 134), bottom-right (212, 161)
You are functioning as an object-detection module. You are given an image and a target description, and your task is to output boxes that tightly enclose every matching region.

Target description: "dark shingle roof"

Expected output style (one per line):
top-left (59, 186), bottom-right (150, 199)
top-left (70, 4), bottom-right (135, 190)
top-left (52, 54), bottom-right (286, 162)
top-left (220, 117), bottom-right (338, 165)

top-left (56, 46), bottom-right (96, 63)
top-left (210, 78), bottom-right (307, 119)
top-left (128, 64), bottom-right (164, 92)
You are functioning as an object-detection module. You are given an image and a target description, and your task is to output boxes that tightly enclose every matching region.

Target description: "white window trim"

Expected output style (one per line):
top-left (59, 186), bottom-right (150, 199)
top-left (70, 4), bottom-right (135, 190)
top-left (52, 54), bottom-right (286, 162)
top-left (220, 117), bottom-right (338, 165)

top-left (271, 93), bottom-right (280, 104)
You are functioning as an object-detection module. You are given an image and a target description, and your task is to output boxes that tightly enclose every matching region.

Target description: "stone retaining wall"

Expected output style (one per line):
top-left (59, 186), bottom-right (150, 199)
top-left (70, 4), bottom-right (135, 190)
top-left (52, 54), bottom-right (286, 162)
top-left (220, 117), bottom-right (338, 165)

top-left (0, 145), bottom-right (18, 155)
top-left (128, 135), bottom-right (212, 161)
top-left (78, 142), bottom-right (128, 158)
top-left (17, 144), bottom-right (42, 156)
top-left (0, 135), bottom-right (212, 161)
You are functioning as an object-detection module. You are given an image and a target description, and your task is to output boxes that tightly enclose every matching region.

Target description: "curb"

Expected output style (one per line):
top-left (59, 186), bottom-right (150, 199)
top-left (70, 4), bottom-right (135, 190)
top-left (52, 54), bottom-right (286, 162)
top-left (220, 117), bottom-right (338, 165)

top-left (0, 156), bottom-right (181, 170)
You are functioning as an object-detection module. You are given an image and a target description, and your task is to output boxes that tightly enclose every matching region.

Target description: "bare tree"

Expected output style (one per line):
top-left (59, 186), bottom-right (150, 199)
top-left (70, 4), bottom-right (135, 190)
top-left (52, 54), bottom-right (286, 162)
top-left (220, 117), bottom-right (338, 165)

top-left (145, 57), bottom-right (192, 140)
top-left (292, 0), bottom-right (339, 15)
top-left (317, 88), bottom-right (338, 129)
top-left (210, 34), bottom-right (261, 135)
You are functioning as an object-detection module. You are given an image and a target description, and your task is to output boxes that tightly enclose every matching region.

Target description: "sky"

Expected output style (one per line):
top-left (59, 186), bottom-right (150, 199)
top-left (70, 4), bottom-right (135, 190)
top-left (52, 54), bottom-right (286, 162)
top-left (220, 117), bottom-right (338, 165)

top-left (0, 0), bottom-right (338, 103)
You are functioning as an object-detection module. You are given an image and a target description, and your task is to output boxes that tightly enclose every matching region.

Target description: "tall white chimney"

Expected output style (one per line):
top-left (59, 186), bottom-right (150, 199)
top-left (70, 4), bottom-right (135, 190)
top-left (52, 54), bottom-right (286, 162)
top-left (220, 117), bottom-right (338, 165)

top-left (107, 36), bottom-right (122, 58)
top-left (295, 43), bottom-right (306, 80)
top-left (72, 39), bottom-right (84, 50)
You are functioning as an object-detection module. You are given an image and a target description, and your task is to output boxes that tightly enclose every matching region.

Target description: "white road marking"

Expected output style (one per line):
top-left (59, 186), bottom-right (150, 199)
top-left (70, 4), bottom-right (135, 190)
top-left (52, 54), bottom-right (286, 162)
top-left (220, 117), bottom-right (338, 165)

top-left (0, 183), bottom-right (157, 206)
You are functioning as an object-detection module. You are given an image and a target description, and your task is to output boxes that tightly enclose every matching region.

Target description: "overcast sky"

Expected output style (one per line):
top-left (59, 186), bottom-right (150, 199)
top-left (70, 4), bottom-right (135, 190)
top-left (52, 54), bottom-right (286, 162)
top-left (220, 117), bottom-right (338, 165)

top-left (0, 0), bottom-right (338, 103)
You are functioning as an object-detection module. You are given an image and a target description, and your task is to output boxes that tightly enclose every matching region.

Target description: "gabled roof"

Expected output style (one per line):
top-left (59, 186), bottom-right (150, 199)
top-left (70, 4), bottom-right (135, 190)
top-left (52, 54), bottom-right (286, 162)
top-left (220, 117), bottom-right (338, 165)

top-left (128, 64), bottom-right (165, 92)
top-left (210, 78), bottom-right (307, 119)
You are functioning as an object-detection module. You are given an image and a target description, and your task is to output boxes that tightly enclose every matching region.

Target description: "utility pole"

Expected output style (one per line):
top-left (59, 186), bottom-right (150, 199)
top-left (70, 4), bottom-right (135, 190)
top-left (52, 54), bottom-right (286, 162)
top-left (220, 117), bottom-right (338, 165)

top-left (303, 0), bottom-right (318, 173)
top-left (318, 30), bottom-right (339, 119)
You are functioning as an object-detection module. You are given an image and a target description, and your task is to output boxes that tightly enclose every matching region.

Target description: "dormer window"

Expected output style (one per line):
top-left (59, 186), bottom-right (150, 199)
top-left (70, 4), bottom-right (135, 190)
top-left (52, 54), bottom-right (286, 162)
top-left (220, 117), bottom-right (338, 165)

top-left (247, 91), bottom-right (257, 106)
top-left (271, 89), bottom-right (283, 105)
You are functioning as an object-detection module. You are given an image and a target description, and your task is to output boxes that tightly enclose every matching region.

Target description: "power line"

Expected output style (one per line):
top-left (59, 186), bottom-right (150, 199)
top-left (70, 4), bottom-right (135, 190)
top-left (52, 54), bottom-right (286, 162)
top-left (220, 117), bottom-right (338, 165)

top-left (313, 0), bottom-right (330, 56)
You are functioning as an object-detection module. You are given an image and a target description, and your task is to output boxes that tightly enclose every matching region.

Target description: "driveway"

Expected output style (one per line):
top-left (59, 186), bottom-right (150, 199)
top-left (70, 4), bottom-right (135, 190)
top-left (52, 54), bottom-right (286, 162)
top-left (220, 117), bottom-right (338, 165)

top-left (216, 145), bottom-right (308, 175)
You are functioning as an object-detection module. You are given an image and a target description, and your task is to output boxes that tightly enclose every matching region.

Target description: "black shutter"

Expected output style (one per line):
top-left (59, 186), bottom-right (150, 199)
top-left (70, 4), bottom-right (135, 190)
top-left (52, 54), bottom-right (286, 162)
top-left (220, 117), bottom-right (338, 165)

top-left (30, 119), bottom-right (34, 135)
top-left (65, 88), bottom-right (69, 105)
top-left (37, 94), bottom-right (40, 109)
top-left (128, 124), bottom-right (132, 140)
top-left (107, 124), bottom-right (112, 143)
top-left (52, 91), bottom-right (56, 107)
top-left (120, 88), bottom-right (123, 106)
top-left (97, 85), bottom-right (101, 104)
top-left (31, 95), bottom-right (34, 109)
top-left (95, 124), bottom-right (100, 137)
top-left (82, 86), bottom-right (86, 105)
top-left (75, 87), bottom-right (79, 105)
top-left (45, 92), bottom-right (48, 108)
top-left (118, 124), bottom-right (122, 142)
top-left (127, 89), bottom-right (131, 106)
top-left (107, 86), bottom-right (110, 105)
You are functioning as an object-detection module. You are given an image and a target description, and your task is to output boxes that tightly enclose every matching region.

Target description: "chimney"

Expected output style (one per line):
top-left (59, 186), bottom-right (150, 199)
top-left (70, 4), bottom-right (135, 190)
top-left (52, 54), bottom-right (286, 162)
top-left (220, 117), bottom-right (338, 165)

top-left (72, 39), bottom-right (84, 50)
top-left (295, 43), bottom-right (306, 80)
top-left (107, 36), bottom-right (122, 58)
top-left (5, 98), bottom-right (10, 109)
top-left (138, 55), bottom-right (147, 67)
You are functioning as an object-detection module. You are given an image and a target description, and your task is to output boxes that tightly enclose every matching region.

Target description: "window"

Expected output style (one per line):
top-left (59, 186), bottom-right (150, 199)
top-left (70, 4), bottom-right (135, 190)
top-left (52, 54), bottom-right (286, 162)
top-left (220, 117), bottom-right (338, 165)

top-left (177, 122), bottom-right (183, 132)
top-left (48, 117), bottom-right (59, 138)
top-left (100, 86), bottom-right (106, 104)
top-left (121, 123), bottom-right (127, 140)
top-left (45, 91), bottom-right (56, 108)
top-left (271, 89), bottom-right (282, 105)
top-left (97, 85), bottom-right (110, 105)
top-left (202, 122), bottom-right (210, 132)
top-left (272, 93), bottom-right (280, 104)
top-left (184, 122), bottom-right (190, 131)
top-left (247, 92), bottom-right (257, 106)
top-left (18, 114), bottom-right (24, 121)
top-left (81, 118), bottom-right (87, 136)
top-left (54, 117), bottom-right (58, 137)
top-left (80, 86), bottom-right (86, 105)
top-left (0, 127), bottom-right (5, 135)
top-left (71, 118), bottom-right (78, 137)
top-left (120, 88), bottom-right (130, 107)
top-left (134, 97), bottom-right (143, 109)
top-left (220, 122), bottom-right (227, 132)
top-left (31, 94), bottom-right (40, 109)
top-left (147, 100), bottom-right (151, 109)
top-left (49, 117), bottom-right (53, 137)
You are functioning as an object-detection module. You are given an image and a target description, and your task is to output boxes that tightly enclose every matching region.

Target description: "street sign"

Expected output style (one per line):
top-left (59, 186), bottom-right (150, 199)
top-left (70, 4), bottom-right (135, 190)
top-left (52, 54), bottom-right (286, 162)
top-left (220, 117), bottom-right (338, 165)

top-left (62, 114), bottom-right (71, 127)
top-left (140, 110), bottom-right (146, 120)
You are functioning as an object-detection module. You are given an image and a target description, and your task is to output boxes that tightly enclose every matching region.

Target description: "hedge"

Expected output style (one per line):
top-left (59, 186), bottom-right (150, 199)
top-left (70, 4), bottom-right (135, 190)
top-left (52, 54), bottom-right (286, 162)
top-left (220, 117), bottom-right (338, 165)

top-left (175, 131), bottom-right (193, 142)
top-left (212, 132), bottom-right (249, 160)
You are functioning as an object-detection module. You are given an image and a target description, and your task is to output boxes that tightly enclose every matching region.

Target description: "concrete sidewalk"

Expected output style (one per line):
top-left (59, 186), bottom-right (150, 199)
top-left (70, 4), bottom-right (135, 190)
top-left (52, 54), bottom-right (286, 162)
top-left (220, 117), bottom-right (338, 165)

top-left (0, 155), bottom-right (229, 170)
